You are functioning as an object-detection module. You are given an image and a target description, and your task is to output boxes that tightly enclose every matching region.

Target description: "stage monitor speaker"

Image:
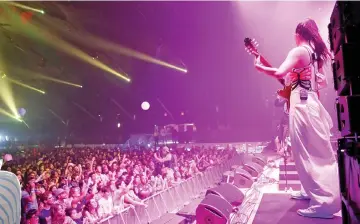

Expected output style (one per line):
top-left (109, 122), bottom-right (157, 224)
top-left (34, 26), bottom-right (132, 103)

top-left (328, 2), bottom-right (360, 54)
top-left (337, 138), bottom-right (360, 224)
top-left (250, 154), bottom-right (267, 167)
top-left (332, 44), bottom-right (360, 96)
top-left (234, 168), bottom-right (254, 188)
top-left (206, 182), bottom-right (245, 206)
top-left (196, 194), bottom-right (232, 224)
top-left (336, 96), bottom-right (360, 137)
top-left (222, 171), bottom-right (234, 183)
top-left (243, 162), bottom-right (263, 177)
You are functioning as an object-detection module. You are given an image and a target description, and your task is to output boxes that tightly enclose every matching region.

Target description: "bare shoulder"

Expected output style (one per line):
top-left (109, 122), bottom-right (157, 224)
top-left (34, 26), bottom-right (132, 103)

top-left (288, 46), bottom-right (310, 66)
top-left (288, 46), bottom-right (309, 57)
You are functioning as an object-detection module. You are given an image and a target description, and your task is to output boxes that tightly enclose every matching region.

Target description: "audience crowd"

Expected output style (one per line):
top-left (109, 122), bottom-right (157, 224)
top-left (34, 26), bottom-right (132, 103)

top-left (1, 145), bottom-right (235, 224)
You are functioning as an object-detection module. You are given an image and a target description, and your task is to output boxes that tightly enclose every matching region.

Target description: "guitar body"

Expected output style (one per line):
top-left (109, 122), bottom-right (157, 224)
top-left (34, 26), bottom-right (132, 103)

top-left (277, 85), bottom-right (291, 109)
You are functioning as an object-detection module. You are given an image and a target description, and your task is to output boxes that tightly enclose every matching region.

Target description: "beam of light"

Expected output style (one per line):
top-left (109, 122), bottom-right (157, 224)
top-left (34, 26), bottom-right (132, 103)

top-left (36, 31), bottom-right (131, 82)
top-left (96, 40), bottom-right (188, 73)
top-left (4, 2), bottom-right (45, 14)
top-left (35, 76), bottom-right (82, 88)
top-left (110, 98), bottom-right (133, 120)
top-left (48, 108), bottom-right (66, 125)
top-left (0, 108), bottom-right (22, 122)
top-left (16, 69), bottom-right (83, 88)
top-left (42, 78), bottom-right (83, 88)
top-left (21, 120), bottom-right (30, 129)
top-left (50, 38), bottom-right (131, 82)
top-left (4, 75), bottom-right (46, 94)
top-left (37, 17), bottom-right (187, 74)
top-left (0, 62), bottom-right (18, 118)
top-left (156, 98), bottom-right (175, 121)
top-left (72, 101), bottom-right (98, 121)
top-left (0, 79), bottom-right (18, 117)
top-left (3, 6), bottom-right (130, 83)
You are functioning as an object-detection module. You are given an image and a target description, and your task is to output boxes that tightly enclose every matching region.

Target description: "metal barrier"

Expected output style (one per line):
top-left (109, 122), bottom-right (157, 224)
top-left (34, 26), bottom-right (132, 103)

top-left (99, 155), bottom-right (242, 224)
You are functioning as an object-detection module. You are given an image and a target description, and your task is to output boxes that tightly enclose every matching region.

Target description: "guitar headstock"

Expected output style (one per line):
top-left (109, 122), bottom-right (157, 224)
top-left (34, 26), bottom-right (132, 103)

top-left (244, 37), bottom-right (259, 57)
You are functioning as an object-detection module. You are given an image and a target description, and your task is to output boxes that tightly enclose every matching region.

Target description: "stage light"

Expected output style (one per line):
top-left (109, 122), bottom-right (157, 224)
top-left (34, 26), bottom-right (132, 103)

top-left (18, 108), bottom-right (26, 117)
top-left (117, 123), bottom-right (121, 128)
top-left (141, 101), bottom-right (150, 111)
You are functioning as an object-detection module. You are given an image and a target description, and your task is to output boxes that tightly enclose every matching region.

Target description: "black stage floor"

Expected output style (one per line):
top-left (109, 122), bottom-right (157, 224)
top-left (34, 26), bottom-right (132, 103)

top-left (252, 193), bottom-right (342, 224)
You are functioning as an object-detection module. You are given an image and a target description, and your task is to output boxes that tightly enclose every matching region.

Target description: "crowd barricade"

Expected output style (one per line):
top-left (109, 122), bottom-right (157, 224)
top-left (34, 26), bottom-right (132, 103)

top-left (71, 141), bottom-right (267, 152)
top-left (99, 155), bottom-right (241, 224)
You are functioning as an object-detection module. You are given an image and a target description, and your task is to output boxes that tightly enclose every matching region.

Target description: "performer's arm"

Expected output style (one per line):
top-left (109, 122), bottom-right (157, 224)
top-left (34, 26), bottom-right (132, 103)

top-left (255, 47), bottom-right (304, 79)
top-left (257, 56), bottom-right (286, 86)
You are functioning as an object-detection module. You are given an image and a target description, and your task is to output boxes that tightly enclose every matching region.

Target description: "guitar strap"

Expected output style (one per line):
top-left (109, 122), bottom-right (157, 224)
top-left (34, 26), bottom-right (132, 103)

top-left (302, 45), bottom-right (319, 92)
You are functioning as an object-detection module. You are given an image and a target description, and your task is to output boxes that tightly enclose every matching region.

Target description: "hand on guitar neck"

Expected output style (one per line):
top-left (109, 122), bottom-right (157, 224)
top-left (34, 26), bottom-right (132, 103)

top-left (256, 55), bottom-right (286, 86)
top-left (256, 55), bottom-right (271, 68)
top-left (244, 38), bottom-right (285, 86)
top-left (245, 37), bottom-right (290, 108)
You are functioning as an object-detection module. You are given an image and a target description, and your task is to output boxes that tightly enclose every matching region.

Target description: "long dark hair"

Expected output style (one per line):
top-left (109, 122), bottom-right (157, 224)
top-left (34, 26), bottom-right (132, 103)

top-left (295, 18), bottom-right (332, 69)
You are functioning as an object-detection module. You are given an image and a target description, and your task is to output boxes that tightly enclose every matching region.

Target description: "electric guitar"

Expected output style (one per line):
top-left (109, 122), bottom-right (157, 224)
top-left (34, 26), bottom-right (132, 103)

top-left (244, 37), bottom-right (291, 109)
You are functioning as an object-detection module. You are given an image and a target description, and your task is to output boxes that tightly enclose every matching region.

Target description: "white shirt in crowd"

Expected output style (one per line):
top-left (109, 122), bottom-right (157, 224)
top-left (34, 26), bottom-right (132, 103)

top-left (98, 197), bottom-right (113, 217)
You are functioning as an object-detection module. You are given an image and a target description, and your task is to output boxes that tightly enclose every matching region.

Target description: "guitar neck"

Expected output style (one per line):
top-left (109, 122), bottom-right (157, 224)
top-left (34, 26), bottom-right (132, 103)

top-left (258, 54), bottom-right (285, 86)
top-left (258, 55), bottom-right (272, 68)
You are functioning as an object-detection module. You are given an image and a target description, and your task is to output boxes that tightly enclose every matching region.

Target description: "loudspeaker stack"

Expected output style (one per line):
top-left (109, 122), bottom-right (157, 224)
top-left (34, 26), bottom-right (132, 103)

top-left (328, 2), bottom-right (360, 224)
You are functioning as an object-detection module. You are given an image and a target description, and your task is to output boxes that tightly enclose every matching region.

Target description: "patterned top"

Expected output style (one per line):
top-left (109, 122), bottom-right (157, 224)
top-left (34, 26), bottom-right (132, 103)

top-left (0, 171), bottom-right (21, 224)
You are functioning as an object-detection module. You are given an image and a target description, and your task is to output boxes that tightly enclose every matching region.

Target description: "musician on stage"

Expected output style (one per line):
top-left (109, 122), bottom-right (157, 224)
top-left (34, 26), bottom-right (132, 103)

top-left (254, 18), bottom-right (340, 219)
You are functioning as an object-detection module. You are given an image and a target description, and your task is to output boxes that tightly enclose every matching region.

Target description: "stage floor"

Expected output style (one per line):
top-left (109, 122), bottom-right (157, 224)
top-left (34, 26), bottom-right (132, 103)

top-left (232, 154), bottom-right (342, 224)
top-left (252, 193), bottom-right (342, 224)
top-left (152, 153), bottom-right (342, 224)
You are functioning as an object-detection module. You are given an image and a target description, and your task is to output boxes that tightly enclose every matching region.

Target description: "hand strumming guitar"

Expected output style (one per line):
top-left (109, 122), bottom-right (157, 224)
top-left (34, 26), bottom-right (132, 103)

top-left (254, 55), bottom-right (286, 85)
top-left (254, 56), bottom-right (264, 71)
top-left (245, 37), bottom-right (290, 105)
